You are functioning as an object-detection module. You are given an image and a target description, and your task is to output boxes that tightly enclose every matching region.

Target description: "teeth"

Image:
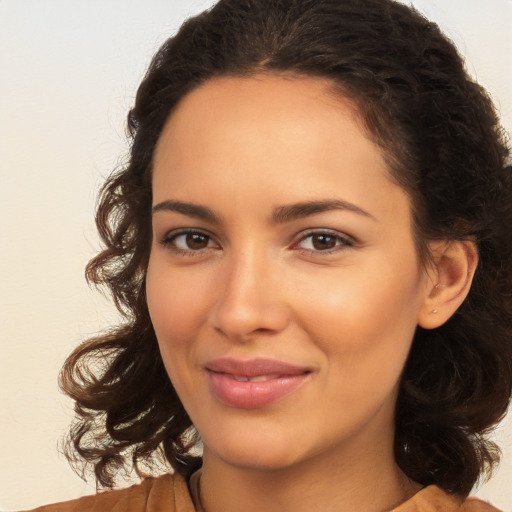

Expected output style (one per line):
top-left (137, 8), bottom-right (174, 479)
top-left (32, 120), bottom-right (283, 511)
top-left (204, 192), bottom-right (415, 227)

top-left (231, 374), bottom-right (280, 382)
top-left (250, 375), bottom-right (279, 382)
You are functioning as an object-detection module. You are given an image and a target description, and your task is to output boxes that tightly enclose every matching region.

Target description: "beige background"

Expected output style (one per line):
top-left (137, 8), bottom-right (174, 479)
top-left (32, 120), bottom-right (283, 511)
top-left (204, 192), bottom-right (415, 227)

top-left (1, 1), bottom-right (511, 510)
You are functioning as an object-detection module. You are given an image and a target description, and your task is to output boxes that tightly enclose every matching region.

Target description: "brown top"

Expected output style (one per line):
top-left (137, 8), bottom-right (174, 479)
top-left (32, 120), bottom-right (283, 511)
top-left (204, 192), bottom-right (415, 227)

top-left (392, 485), bottom-right (501, 512)
top-left (23, 473), bottom-right (194, 512)
top-left (23, 472), bottom-right (501, 512)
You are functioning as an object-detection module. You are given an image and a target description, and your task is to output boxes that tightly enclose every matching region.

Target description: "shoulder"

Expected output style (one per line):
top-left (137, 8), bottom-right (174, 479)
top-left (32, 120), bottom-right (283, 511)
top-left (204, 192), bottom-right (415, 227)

top-left (394, 486), bottom-right (502, 512)
top-left (459, 496), bottom-right (503, 512)
top-left (22, 472), bottom-right (196, 512)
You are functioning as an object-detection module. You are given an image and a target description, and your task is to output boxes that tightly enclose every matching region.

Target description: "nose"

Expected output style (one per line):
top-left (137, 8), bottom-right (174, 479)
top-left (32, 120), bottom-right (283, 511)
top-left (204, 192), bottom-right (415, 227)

top-left (210, 249), bottom-right (290, 342)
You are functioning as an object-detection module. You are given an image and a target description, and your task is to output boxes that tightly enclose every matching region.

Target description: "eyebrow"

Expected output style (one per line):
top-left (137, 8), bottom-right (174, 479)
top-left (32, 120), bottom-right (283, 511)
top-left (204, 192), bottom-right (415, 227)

top-left (152, 200), bottom-right (221, 222)
top-left (271, 199), bottom-right (376, 223)
top-left (151, 198), bottom-right (375, 224)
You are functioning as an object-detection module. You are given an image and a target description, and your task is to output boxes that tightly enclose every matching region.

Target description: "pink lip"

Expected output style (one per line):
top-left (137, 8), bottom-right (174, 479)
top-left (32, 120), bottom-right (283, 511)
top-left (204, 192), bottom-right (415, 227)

top-left (204, 358), bottom-right (311, 409)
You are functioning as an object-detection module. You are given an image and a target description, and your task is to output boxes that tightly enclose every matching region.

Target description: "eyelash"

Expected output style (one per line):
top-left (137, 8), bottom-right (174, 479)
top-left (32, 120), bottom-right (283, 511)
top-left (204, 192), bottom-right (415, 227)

top-left (159, 229), bottom-right (354, 256)
top-left (293, 229), bottom-right (354, 255)
top-left (159, 229), bottom-right (219, 256)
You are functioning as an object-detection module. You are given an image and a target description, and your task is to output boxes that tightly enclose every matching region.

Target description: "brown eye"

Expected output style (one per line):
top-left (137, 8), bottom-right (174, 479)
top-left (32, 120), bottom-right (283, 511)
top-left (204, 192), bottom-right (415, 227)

top-left (161, 230), bottom-right (217, 252)
top-left (311, 234), bottom-right (337, 250)
top-left (185, 233), bottom-right (210, 250)
top-left (296, 231), bottom-right (353, 253)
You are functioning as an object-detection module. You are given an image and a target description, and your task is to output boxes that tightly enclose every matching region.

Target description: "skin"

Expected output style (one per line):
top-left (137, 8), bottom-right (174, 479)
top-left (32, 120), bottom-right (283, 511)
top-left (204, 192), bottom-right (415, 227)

top-left (146, 74), bottom-right (473, 512)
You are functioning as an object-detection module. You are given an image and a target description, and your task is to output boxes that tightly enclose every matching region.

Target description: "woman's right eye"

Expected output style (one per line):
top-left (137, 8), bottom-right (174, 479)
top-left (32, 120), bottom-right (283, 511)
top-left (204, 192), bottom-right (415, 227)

top-left (160, 230), bottom-right (219, 254)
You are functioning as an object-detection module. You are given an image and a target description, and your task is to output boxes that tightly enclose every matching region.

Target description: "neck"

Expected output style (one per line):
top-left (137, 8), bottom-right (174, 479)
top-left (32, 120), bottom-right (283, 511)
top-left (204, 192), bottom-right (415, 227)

top-left (198, 434), bottom-right (421, 512)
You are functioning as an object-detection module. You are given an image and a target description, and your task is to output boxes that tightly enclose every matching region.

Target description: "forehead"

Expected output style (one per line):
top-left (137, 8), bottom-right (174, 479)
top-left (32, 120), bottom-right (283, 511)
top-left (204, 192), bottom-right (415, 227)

top-left (154, 74), bottom-right (367, 163)
top-left (152, 74), bottom-right (410, 228)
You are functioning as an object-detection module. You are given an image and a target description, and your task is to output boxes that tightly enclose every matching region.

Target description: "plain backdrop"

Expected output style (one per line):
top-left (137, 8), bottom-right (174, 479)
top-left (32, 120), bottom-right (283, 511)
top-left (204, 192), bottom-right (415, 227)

top-left (1, 1), bottom-right (511, 510)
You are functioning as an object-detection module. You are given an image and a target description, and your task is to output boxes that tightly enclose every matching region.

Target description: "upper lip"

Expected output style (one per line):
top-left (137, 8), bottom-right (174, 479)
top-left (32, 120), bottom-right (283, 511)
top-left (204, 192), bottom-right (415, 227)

top-left (204, 357), bottom-right (311, 378)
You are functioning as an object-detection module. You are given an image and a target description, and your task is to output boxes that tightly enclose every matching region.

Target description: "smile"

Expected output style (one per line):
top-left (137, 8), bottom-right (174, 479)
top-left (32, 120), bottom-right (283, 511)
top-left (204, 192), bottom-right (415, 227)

top-left (204, 358), bottom-right (312, 409)
top-left (229, 374), bottom-right (282, 382)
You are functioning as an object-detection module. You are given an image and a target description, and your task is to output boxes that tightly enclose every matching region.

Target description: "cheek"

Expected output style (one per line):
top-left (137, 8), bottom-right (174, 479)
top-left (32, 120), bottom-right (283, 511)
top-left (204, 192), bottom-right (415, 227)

top-left (146, 255), bottom-right (211, 335)
top-left (297, 274), bottom-right (421, 430)
top-left (145, 258), bottom-right (212, 382)
top-left (295, 256), bottom-right (424, 374)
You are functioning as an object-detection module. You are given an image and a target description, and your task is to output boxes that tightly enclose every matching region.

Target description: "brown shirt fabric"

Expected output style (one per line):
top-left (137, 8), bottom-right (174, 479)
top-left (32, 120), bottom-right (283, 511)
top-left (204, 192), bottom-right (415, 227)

top-left (23, 472), bottom-right (501, 512)
top-left (392, 485), bottom-right (501, 512)
top-left (23, 474), bottom-right (194, 512)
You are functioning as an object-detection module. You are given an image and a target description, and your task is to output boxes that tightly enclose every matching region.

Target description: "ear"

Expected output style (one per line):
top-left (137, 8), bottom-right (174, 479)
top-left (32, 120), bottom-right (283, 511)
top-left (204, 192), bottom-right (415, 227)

top-left (418, 240), bottom-right (478, 329)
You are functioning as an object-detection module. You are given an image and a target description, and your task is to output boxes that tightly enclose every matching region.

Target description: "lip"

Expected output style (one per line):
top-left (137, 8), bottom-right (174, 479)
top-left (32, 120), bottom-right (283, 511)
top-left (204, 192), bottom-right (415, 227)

top-left (204, 357), bottom-right (312, 409)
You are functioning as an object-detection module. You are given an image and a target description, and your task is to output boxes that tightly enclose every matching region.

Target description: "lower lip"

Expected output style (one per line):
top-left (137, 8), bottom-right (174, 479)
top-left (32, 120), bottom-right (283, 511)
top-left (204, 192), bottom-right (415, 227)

top-left (207, 371), bottom-right (310, 409)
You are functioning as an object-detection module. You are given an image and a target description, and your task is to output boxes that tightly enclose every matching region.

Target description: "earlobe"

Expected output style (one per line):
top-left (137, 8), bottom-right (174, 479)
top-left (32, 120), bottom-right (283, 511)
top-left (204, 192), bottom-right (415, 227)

top-left (418, 240), bottom-right (478, 329)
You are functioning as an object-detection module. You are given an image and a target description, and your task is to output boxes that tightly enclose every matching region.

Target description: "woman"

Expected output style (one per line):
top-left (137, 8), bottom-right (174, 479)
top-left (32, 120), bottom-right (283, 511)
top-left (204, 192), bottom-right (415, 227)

top-left (29, 0), bottom-right (512, 510)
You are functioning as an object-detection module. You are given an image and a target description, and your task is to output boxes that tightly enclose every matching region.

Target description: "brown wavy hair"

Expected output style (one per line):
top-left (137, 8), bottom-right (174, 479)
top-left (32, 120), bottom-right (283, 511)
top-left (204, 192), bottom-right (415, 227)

top-left (61, 0), bottom-right (512, 496)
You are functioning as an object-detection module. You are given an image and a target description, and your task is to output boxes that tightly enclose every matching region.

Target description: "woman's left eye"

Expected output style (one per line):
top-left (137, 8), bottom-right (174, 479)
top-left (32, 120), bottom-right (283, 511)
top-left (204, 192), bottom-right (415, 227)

top-left (295, 231), bottom-right (353, 252)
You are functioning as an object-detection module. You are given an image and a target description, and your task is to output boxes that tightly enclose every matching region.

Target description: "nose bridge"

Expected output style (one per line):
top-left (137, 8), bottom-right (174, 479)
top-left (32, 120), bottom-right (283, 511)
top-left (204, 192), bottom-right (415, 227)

top-left (211, 243), bottom-right (288, 341)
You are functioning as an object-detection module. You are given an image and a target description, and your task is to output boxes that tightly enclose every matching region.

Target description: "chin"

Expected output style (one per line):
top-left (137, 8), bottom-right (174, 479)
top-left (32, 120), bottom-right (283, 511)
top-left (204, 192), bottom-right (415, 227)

top-left (219, 449), bottom-right (303, 472)
top-left (203, 429), bottom-right (304, 471)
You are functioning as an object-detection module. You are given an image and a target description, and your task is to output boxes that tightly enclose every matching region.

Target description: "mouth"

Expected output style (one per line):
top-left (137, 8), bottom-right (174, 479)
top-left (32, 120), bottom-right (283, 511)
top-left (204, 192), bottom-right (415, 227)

top-left (223, 374), bottom-right (285, 382)
top-left (204, 358), bottom-right (312, 409)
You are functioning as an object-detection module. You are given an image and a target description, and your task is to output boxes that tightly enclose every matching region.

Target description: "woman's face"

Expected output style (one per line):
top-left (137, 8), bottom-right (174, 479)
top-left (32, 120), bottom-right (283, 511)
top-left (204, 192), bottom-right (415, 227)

top-left (146, 75), bottom-right (432, 471)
